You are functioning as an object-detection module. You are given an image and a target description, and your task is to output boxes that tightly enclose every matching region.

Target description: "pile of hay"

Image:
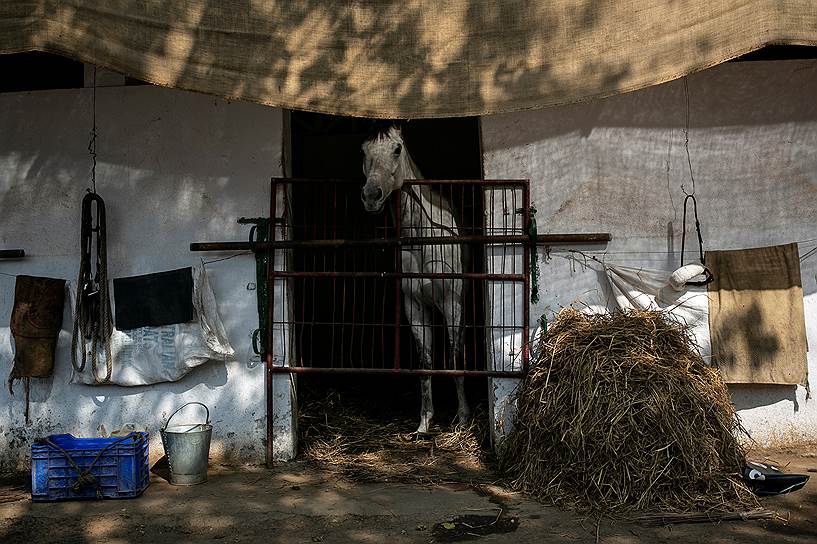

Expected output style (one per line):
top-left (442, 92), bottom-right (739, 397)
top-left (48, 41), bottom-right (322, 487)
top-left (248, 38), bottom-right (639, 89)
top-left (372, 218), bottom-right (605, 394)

top-left (501, 309), bottom-right (758, 513)
top-left (299, 390), bottom-right (493, 485)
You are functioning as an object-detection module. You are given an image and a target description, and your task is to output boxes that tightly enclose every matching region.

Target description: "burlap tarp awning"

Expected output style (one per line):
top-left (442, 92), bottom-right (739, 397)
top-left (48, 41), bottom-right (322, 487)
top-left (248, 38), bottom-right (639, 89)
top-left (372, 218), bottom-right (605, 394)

top-left (2, 2), bottom-right (817, 118)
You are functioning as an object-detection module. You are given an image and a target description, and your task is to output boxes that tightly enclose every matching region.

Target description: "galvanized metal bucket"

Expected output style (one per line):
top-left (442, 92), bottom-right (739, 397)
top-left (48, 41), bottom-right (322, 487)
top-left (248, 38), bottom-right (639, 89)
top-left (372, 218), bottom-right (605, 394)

top-left (160, 402), bottom-right (212, 486)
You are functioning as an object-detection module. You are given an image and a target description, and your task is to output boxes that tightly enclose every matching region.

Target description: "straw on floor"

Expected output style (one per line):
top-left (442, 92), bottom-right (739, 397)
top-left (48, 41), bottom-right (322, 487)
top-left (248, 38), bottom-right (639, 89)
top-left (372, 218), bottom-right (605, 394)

top-left (501, 308), bottom-right (758, 513)
top-left (298, 390), bottom-right (493, 485)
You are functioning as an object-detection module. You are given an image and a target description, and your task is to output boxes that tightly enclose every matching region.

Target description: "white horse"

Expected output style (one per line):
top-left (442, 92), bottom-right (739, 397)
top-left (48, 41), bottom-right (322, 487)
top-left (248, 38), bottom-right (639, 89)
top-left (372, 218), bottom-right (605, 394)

top-left (361, 125), bottom-right (470, 433)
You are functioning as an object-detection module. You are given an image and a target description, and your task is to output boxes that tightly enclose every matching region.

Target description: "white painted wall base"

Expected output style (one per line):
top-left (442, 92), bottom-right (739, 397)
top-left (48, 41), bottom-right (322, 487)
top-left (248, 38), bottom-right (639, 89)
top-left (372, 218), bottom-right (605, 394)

top-left (270, 373), bottom-right (297, 461)
top-left (267, 182), bottom-right (297, 462)
top-left (488, 377), bottom-right (520, 451)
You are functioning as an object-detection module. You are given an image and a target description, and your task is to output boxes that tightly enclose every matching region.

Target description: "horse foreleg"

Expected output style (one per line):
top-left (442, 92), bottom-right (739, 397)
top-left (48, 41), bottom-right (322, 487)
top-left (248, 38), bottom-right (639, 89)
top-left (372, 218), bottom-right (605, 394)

top-left (443, 285), bottom-right (470, 426)
top-left (454, 376), bottom-right (470, 426)
top-left (419, 376), bottom-right (433, 435)
top-left (404, 288), bottom-right (434, 434)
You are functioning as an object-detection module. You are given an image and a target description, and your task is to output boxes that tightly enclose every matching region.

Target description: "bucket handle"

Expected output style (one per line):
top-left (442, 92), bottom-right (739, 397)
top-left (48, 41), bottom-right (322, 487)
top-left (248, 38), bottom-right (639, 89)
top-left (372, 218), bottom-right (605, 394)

top-left (163, 402), bottom-right (210, 432)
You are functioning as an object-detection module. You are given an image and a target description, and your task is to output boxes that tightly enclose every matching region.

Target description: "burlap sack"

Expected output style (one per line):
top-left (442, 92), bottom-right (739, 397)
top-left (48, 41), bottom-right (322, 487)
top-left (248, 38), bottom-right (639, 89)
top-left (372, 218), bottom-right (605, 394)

top-left (707, 243), bottom-right (808, 386)
top-left (8, 275), bottom-right (66, 385)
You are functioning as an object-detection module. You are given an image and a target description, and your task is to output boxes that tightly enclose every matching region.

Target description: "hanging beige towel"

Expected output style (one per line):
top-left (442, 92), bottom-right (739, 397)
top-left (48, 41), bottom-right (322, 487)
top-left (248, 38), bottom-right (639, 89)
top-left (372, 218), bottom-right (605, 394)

top-left (707, 243), bottom-right (808, 386)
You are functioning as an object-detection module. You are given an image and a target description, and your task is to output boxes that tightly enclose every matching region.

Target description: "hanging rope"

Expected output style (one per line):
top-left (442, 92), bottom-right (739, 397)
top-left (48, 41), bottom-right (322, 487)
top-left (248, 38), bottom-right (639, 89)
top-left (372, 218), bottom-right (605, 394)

top-left (680, 194), bottom-right (714, 286)
top-left (528, 205), bottom-right (540, 304)
top-left (88, 67), bottom-right (98, 195)
top-left (71, 192), bottom-right (113, 382)
top-left (680, 195), bottom-right (704, 267)
top-left (71, 67), bottom-right (113, 383)
top-left (682, 76), bottom-right (697, 197)
top-left (677, 78), bottom-right (713, 286)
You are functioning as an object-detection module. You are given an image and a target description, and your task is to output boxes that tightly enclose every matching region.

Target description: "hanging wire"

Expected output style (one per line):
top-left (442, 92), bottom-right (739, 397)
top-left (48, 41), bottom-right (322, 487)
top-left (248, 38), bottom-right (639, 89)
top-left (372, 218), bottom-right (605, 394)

top-left (681, 76), bottom-right (696, 197)
top-left (566, 249), bottom-right (607, 268)
top-left (201, 252), bottom-right (253, 266)
top-left (800, 245), bottom-right (817, 263)
top-left (87, 66), bottom-right (98, 194)
top-left (544, 237), bottom-right (817, 257)
top-left (665, 126), bottom-right (678, 221)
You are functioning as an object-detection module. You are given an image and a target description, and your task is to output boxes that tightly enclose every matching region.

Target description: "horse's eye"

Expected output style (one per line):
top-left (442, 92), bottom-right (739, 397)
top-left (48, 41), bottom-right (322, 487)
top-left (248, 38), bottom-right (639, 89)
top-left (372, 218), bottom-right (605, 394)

top-left (394, 144), bottom-right (402, 155)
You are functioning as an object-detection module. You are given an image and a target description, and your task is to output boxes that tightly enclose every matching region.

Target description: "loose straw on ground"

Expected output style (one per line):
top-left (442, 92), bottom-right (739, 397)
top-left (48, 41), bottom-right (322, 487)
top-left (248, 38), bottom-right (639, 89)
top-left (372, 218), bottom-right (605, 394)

top-left (501, 308), bottom-right (759, 513)
top-left (299, 390), bottom-right (494, 485)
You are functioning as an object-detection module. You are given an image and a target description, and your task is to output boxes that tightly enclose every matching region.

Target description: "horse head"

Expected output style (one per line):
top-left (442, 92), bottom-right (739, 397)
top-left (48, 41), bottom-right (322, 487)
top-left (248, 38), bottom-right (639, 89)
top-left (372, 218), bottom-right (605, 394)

top-left (361, 123), bottom-right (406, 213)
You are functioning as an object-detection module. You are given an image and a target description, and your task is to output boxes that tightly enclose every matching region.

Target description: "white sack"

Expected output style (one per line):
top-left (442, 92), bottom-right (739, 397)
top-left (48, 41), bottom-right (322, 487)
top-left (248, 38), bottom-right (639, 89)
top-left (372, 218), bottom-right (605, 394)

top-left (71, 265), bottom-right (234, 386)
top-left (605, 264), bottom-right (712, 361)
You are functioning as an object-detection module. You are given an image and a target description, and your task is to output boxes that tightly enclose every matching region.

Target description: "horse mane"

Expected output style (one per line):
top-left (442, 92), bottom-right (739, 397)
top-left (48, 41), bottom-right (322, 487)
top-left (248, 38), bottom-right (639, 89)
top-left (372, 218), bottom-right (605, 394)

top-left (395, 132), bottom-right (471, 273)
top-left (367, 119), bottom-right (403, 140)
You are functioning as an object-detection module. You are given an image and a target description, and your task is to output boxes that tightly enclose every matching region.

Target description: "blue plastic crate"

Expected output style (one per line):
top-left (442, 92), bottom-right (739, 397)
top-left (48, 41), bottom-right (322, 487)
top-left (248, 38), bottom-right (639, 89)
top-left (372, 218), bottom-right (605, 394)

top-left (31, 432), bottom-right (149, 502)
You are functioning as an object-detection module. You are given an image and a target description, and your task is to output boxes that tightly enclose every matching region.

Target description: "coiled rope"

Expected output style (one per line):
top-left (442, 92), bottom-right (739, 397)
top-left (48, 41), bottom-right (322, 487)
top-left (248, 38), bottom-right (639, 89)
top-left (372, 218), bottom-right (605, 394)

top-left (70, 192), bottom-right (113, 382)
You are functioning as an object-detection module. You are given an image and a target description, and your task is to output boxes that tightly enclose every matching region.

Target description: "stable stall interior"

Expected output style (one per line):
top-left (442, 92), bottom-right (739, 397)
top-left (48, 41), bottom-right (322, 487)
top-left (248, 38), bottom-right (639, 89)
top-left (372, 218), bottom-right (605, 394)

top-left (284, 112), bottom-right (492, 441)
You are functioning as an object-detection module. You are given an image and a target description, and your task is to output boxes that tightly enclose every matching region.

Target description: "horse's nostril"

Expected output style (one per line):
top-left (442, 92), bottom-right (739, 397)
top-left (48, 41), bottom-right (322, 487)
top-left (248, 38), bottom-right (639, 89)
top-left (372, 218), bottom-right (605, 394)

top-left (362, 186), bottom-right (384, 203)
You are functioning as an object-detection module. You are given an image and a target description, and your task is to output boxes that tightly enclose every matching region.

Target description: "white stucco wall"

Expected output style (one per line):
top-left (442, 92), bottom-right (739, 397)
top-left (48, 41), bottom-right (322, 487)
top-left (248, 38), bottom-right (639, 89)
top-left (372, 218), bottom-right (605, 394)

top-left (483, 59), bottom-right (817, 447)
top-left (0, 85), bottom-right (284, 469)
top-left (3, 60), bottom-right (815, 471)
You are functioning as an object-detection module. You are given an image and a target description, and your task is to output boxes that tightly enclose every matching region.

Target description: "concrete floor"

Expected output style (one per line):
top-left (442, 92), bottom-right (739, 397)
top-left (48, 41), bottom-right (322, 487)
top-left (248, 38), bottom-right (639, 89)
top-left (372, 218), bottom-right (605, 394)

top-left (1, 448), bottom-right (815, 543)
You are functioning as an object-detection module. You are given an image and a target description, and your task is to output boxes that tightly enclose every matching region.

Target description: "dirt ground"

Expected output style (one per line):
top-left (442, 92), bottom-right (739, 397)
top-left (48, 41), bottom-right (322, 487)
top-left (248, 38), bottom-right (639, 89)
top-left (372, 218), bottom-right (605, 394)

top-left (1, 447), bottom-right (815, 544)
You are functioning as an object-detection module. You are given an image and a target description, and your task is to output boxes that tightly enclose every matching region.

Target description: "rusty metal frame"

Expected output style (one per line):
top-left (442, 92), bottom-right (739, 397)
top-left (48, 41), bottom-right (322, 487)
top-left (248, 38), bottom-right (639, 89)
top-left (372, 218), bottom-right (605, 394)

top-left (263, 177), bottom-right (536, 379)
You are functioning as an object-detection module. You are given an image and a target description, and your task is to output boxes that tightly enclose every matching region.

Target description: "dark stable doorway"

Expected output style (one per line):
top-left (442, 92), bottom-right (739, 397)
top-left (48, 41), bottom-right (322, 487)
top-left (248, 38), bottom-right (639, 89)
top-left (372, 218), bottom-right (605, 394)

top-left (288, 111), bottom-right (487, 419)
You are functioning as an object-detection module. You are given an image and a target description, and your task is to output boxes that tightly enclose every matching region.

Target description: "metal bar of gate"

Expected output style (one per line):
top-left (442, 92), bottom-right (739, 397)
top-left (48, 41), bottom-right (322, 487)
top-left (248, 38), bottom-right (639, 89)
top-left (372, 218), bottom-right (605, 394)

top-left (268, 366), bottom-right (525, 377)
top-left (393, 194), bottom-right (401, 370)
top-left (271, 177), bottom-right (529, 186)
top-left (190, 233), bottom-right (611, 252)
top-left (522, 180), bottom-right (531, 372)
top-left (266, 181), bottom-right (278, 465)
top-left (264, 271), bottom-right (526, 281)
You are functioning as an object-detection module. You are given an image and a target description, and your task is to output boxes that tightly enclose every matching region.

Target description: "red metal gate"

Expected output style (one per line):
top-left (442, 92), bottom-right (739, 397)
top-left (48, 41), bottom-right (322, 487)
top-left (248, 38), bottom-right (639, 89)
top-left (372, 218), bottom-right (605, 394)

top-left (266, 177), bottom-right (533, 379)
